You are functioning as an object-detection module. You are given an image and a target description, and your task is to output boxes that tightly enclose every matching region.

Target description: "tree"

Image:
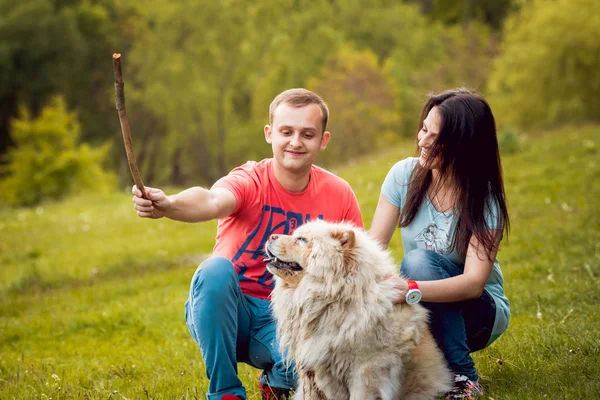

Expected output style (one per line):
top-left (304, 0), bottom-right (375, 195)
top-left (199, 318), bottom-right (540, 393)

top-left (127, 0), bottom-right (345, 186)
top-left (328, 1), bottom-right (496, 137)
top-left (487, 0), bottom-right (600, 128)
top-left (0, 97), bottom-right (115, 207)
top-left (308, 48), bottom-right (400, 166)
top-left (408, 0), bottom-right (516, 30)
top-left (0, 0), bottom-right (126, 164)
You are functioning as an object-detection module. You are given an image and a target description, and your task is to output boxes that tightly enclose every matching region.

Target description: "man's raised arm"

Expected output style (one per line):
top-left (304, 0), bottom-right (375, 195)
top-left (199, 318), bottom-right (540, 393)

top-left (132, 185), bottom-right (236, 223)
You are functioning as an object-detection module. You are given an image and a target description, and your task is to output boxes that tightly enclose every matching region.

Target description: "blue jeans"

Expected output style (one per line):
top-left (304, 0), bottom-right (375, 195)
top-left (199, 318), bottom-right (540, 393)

top-left (400, 249), bottom-right (496, 382)
top-left (184, 256), bottom-right (297, 400)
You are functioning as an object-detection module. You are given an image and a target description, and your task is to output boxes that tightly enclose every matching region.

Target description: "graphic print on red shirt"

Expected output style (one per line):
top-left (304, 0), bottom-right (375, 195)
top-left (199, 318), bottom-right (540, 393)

top-left (212, 159), bottom-right (363, 299)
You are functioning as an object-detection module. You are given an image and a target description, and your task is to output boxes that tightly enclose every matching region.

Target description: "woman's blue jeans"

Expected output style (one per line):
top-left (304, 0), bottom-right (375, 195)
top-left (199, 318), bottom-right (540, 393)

top-left (400, 249), bottom-right (496, 382)
top-left (184, 256), bottom-right (297, 400)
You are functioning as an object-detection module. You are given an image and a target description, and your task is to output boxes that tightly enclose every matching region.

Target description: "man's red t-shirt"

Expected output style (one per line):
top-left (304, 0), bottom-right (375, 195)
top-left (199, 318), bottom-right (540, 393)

top-left (211, 158), bottom-right (363, 299)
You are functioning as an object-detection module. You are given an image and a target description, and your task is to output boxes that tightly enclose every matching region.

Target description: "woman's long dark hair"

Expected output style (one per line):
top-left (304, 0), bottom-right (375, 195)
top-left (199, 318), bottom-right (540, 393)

top-left (400, 88), bottom-right (510, 260)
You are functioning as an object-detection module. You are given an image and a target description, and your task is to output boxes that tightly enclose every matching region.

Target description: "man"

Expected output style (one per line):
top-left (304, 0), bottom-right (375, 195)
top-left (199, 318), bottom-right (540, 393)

top-left (132, 88), bottom-right (363, 400)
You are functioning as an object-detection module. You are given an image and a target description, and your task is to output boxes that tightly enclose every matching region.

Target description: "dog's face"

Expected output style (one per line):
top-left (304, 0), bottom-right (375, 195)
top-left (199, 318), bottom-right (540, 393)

top-left (265, 220), bottom-right (357, 288)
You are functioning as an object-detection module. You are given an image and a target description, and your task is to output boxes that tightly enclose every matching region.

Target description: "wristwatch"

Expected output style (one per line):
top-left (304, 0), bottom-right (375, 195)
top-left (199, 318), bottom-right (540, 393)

top-left (405, 280), bottom-right (422, 305)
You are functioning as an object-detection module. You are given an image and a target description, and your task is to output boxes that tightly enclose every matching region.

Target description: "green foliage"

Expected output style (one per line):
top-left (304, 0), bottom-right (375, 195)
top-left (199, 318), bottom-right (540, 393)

top-left (498, 126), bottom-right (523, 155)
top-left (121, 0), bottom-right (501, 185)
top-left (0, 0), bottom-right (82, 102)
top-left (0, 0), bottom-right (124, 155)
top-left (385, 19), bottom-right (496, 137)
top-left (0, 97), bottom-right (115, 207)
top-left (5, 0), bottom-right (596, 192)
top-left (308, 47), bottom-right (400, 166)
top-left (487, 0), bottom-right (600, 128)
top-left (125, 0), bottom-right (348, 185)
top-left (420, 0), bottom-right (515, 30)
top-left (333, 0), bottom-right (426, 62)
top-left (0, 124), bottom-right (598, 398)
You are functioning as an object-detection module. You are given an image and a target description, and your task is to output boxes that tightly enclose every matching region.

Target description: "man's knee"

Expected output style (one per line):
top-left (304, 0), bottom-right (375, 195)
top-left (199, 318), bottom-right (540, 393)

top-left (400, 249), bottom-right (442, 281)
top-left (190, 256), bottom-right (238, 298)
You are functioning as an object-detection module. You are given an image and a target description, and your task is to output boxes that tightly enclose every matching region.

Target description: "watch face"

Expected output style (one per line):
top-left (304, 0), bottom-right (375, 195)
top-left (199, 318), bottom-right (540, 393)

top-left (406, 290), bottom-right (422, 305)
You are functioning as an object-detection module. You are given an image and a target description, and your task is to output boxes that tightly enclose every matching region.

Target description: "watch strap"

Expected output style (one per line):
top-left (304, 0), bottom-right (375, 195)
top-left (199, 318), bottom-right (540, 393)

top-left (407, 279), bottom-right (419, 291)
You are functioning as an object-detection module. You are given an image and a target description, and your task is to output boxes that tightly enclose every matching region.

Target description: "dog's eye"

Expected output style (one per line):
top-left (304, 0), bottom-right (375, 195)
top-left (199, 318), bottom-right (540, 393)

top-left (295, 237), bottom-right (307, 245)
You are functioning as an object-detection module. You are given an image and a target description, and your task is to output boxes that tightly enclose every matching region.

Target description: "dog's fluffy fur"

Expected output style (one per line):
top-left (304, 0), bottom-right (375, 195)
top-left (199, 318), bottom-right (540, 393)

top-left (266, 220), bottom-right (452, 400)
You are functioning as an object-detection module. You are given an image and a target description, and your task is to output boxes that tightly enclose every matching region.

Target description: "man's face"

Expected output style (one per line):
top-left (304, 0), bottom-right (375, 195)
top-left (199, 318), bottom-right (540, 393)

top-left (264, 103), bottom-right (331, 174)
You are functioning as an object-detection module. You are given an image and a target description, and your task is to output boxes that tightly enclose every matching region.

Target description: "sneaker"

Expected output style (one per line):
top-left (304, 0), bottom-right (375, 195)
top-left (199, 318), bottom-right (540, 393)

top-left (258, 372), bottom-right (292, 400)
top-left (220, 395), bottom-right (243, 400)
top-left (444, 374), bottom-right (484, 399)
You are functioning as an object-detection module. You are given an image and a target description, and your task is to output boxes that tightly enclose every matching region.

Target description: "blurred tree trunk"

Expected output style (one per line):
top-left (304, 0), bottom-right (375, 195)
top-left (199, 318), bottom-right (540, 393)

top-left (143, 133), bottom-right (161, 185)
top-left (171, 147), bottom-right (184, 186)
top-left (118, 147), bottom-right (129, 190)
top-left (0, 93), bottom-right (17, 159)
top-left (192, 112), bottom-right (213, 184)
top-left (419, 0), bottom-right (433, 14)
top-left (216, 83), bottom-right (228, 178)
top-left (462, 0), bottom-right (474, 23)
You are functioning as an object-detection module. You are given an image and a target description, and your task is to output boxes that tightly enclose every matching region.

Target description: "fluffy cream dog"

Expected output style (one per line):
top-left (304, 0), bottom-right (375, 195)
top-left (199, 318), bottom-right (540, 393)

top-left (265, 220), bottom-right (452, 400)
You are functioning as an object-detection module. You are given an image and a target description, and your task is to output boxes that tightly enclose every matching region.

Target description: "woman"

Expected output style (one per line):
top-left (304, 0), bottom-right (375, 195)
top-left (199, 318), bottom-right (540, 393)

top-left (370, 89), bottom-right (510, 400)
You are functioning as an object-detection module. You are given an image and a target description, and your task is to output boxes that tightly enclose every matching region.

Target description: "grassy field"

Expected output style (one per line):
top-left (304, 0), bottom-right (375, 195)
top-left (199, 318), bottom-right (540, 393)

top-left (1, 124), bottom-right (599, 399)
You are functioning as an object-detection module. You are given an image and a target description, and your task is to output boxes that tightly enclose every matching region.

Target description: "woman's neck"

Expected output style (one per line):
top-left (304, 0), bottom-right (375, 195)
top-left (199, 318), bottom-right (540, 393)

top-left (430, 169), bottom-right (457, 211)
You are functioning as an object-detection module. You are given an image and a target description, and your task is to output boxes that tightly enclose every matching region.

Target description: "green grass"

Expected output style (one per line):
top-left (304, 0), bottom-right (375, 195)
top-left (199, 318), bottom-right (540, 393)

top-left (1, 124), bottom-right (599, 399)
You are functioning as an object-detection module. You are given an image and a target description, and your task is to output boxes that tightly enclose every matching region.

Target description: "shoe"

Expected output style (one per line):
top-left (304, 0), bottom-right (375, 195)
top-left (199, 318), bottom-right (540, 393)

top-left (220, 395), bottom-right (243, 400)
top-left (258, 372), bottom-right (292, 400)
top-left (444, 374), bottom-right (484, 399)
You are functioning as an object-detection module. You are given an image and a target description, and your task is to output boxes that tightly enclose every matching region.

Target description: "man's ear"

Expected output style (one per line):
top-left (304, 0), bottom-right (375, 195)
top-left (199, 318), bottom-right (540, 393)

top-left (320, 131), bottom-right (331, 150)
top-left (265, 124), bottom-right (273, 144)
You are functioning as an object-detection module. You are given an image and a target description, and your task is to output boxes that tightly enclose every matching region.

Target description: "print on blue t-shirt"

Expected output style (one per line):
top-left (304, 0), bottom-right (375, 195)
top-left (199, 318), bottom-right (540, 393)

top-left (381, 157), bottom-right (510, 345)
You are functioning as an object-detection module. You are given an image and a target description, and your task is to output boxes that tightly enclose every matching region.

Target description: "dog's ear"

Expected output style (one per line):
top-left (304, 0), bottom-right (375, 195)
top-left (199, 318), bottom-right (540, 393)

top-left (330, 229), bottom-right (358, 274)
top-left (338, 229), bottom-right (358, 274)
top-left (332, 229), bottom-right (356, 250)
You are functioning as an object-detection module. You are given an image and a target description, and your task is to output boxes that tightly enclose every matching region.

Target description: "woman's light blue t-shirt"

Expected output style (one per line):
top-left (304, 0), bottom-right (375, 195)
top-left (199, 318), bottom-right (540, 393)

top-left (381, 157), bottom-right (509, 344)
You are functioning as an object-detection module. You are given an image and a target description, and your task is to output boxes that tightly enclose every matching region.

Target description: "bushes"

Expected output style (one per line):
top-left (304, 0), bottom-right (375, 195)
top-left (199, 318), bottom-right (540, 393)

top-left (487, 0), bottom-right (600, 128)
top-left (308, 48), bottom-right (400, 166)
top-left (0, 97), bottom-right (115, 207)
top-left (497, 126), bottom-right (523, 155)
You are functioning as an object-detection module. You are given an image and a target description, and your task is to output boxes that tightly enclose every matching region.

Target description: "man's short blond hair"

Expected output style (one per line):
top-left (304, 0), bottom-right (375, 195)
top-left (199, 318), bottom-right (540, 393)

top-left (269, 88), bottom-right (329, 132)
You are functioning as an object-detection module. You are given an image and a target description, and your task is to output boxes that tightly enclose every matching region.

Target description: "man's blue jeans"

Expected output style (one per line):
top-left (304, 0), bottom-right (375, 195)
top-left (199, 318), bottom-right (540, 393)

top-left (400, 249), bottom-right (496, 382)
top-left (184, 256), bottom-right (297, 400)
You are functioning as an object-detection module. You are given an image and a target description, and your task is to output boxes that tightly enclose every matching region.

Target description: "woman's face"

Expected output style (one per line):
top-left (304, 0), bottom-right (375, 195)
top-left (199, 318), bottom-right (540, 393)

top-left (417, 106), bottom-right (443, 170)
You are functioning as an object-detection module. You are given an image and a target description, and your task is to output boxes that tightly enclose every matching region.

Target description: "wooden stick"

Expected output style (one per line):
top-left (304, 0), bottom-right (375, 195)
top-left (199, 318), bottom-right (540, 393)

top-left (113, 53), bottom-right (146, 199)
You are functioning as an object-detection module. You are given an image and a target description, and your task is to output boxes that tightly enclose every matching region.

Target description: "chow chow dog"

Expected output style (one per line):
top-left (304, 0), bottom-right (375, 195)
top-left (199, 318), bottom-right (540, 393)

top-left (265, 220), bottom-right (452, 400)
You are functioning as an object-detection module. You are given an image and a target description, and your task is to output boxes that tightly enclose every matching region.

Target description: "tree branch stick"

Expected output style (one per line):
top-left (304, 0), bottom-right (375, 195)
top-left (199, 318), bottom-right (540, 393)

top-left (113, 53), bottom-right (146, 198)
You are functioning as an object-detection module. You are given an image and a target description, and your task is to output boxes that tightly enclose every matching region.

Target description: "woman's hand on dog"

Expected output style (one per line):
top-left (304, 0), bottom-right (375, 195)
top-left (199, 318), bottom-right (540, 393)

top-left (387, 275), bottom-right (409, 304)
